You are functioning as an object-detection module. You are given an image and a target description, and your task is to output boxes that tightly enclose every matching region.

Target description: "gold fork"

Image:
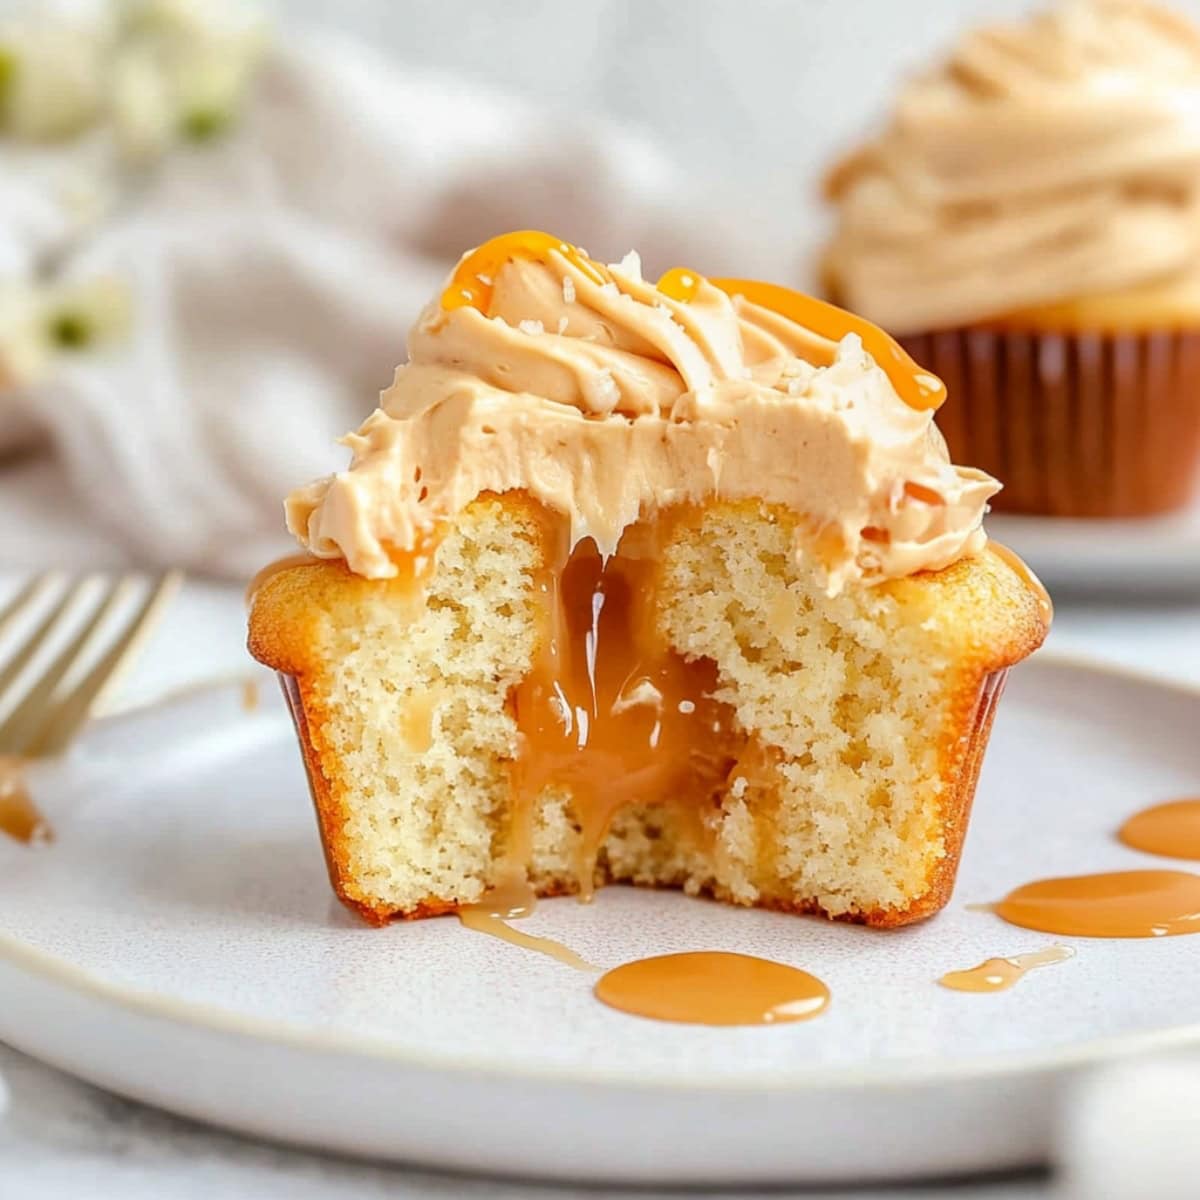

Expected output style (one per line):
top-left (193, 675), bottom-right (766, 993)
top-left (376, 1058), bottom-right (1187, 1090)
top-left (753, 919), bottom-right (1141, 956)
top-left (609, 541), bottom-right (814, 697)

top-left (0, 570), bottom-right (182, 844)
top-left (0, 571), bottom-right (182, 760)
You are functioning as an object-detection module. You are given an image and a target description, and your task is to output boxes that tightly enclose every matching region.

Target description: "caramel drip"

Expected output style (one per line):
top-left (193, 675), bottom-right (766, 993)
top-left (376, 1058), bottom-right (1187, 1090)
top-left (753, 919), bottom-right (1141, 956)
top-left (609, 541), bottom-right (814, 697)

top-left (595, 952), bottom-right (829, 1025)
top-left (987, 542), bottom-right (1053, 623)
top-left (938, 945), bottom-right (1074, 993)
top-left (499, 515), bottom-right (746, 904)
top-left (457, 907), bottom-right (595, 972)
top-left (1118, 798), bottom-right (1200, 861)
top-left (994, 870), bottom-right (1200, 937)
top-left (442, 230), bottom-right (609, 314)
top-left (434, 228), bottom-right (943, 412)
top-left (0, 757), bottom-right (51, 845)
top-left (656, 268), bottom-right (946, 412)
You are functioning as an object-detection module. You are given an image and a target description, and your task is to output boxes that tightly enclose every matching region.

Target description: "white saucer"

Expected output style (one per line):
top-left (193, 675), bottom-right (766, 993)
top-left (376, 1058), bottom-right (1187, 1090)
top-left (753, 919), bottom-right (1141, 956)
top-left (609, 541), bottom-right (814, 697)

top-left (988, 501), bottom-right (1200, 594)
top-left (1, 658), bottom-right (1198, 1186)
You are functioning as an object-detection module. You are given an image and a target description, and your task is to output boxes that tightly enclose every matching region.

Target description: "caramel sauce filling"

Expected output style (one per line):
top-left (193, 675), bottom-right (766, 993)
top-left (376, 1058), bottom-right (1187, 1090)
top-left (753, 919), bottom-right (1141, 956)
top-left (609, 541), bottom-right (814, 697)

top-left (993, 870), bottom-right (1200, 938)
top-left (492, 515), bottom-right (751, 908)
top-left (0, 756), bottom-right (51, 846)
top-left (1118, 798), bottom-right (1200, 861)
top-left (595, 951), bottom-right (829, 1025)
top-left (438, 230), bottom-right (945, 412)
top-left (938, 945), bottom-right (1074, 993)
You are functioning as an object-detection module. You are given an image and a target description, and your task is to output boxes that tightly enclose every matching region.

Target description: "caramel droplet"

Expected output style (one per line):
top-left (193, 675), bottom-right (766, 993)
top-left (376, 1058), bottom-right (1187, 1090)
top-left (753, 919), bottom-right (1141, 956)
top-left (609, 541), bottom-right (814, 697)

top-left (994, 870), bottom-right (1200, 938)
top-left (1118, 798), bottom-right (1200, 861)
top-left (938, 945), bottom-right (1074, 993)
top-left (594, 951), bottom-right (829, 1026)
top-left (0, 758), bottom-right (52, 845)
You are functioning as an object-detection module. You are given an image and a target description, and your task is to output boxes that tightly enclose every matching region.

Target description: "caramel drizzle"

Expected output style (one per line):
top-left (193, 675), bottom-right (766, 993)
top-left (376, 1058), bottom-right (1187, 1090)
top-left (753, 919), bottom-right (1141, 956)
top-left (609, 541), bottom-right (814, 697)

top-left (938, 945), bottom-right (1074, 993)
top-left (436, 229), bottom-right (945, 412)
top-left (663, 270), bottom-right (947, 412)
top-left (457, 906), bottom-right (596, 972)
top-left (594, 951), bottom-right (830, 1026)
top-left (443, 230), bottom-right (608, 313)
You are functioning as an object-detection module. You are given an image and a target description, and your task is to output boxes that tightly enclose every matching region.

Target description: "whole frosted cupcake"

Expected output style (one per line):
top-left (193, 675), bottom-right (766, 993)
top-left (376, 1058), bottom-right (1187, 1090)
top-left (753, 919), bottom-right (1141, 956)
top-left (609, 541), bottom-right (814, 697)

top-left (249, 231), bottom-right (1049, 930)
top-left (823, 0), bottom-right (1200, 517)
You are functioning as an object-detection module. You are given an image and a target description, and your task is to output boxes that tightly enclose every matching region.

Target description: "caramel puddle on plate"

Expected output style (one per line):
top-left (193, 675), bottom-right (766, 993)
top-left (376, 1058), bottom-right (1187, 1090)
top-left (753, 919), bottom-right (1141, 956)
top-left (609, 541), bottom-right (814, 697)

top-left (1118, 798), bottom-right (1200, 861)
top-left (0, 756), bottom-right (52, 845)
top-left (938, 945), bottom-right (1074, 993)
top-left (594, 951), bottom-right (829, 1026)
top-left (986, 870), bottom-right (1200, 938)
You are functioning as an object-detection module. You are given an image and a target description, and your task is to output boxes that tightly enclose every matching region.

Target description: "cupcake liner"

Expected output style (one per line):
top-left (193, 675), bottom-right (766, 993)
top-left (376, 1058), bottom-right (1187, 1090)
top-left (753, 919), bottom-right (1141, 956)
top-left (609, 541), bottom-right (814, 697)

top-left (912, 665), bottom-right (1009, 923)
top-left (901, 327), bottom-right (1200, 517)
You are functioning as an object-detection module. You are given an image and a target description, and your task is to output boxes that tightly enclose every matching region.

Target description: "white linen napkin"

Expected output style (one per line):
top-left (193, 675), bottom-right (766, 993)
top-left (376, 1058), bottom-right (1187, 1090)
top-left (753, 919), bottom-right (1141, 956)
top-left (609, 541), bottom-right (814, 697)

top-left (2, 24), bottom-right (763, 577)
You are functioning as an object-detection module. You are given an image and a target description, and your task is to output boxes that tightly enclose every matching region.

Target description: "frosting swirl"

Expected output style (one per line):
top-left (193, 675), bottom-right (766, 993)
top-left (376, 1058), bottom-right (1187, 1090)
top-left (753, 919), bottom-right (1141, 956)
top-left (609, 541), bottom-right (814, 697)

top-left (824, 0), bottom-right (1200, 333)
top-left (287, 236), bottom-right (997, 591)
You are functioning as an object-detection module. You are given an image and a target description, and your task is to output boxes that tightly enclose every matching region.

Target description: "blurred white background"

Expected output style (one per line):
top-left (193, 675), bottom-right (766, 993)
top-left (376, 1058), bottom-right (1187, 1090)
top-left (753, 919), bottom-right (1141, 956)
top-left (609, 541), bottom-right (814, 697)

top-left (284, 0), bottom-right (1200, 271)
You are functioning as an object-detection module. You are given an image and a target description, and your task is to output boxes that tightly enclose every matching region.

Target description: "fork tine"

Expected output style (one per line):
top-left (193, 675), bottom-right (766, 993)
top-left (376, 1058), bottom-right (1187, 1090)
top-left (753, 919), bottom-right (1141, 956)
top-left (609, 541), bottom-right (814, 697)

top-left (29, 571), bottom-right (182, 757)
top-left (0, 577), bottom-right (134, 757)
top-left (0, 577), bottom-right (93, 709)
top-left (0, 574), bottom-right (58, 644)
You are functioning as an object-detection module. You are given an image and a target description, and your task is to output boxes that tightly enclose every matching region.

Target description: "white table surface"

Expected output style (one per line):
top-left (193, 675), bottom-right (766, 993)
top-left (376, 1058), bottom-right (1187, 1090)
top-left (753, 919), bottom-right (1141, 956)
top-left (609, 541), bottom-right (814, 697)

top-left (0, 563), bottom-right (1196, 1199)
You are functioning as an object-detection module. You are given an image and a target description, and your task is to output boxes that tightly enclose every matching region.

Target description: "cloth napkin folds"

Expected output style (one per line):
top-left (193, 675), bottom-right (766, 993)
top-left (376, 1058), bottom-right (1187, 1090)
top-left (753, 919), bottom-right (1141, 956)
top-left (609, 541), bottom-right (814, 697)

top-left (1, 21), bottom-right (754, 577)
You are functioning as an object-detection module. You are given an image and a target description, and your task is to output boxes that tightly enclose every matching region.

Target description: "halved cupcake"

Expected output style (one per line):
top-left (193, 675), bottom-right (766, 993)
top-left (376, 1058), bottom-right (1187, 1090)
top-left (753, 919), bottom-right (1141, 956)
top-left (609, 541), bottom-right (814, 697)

top-left (249, 231), bottom-right (1049, 928)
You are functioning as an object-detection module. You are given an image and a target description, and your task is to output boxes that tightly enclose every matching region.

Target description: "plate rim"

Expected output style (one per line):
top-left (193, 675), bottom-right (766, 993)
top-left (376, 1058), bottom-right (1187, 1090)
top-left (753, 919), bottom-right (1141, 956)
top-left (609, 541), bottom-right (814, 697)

top-left (3, 649), bottom-right (1199, 1095)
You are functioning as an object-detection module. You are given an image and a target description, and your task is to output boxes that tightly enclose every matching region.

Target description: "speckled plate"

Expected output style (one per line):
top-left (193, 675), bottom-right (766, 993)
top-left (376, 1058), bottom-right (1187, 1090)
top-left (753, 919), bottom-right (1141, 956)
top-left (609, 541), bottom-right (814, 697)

top-left (1, 657), bottom-right (1198, 1186)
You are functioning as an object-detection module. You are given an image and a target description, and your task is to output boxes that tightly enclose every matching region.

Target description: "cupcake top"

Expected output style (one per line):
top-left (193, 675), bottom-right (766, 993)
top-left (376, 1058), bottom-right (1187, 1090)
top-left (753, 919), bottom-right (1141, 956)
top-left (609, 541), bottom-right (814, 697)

top-left (824, 0), bottom-right (1200, 333)
top-left (287, 232), bottom-right (997, 592)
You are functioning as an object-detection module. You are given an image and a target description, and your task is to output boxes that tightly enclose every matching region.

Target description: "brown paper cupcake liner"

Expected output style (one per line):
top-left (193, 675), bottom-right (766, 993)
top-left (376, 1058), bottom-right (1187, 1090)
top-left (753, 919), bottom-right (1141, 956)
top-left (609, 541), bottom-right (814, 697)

top-left (900, 327), bottom-right (1200, 517)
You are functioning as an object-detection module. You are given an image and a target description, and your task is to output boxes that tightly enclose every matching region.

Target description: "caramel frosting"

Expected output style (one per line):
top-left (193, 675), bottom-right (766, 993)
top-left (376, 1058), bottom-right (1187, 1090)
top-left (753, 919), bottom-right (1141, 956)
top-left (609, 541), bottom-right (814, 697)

top-left (287, 234), bottom-right (997, 591)
top-left (824, 0), bottom-right (1200, 333)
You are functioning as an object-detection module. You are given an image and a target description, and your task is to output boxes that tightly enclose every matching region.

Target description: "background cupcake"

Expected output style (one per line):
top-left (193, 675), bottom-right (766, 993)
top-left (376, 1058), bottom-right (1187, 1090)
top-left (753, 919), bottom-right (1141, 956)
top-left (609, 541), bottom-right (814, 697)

top-left (823, 0), bottom-right (1200, 518)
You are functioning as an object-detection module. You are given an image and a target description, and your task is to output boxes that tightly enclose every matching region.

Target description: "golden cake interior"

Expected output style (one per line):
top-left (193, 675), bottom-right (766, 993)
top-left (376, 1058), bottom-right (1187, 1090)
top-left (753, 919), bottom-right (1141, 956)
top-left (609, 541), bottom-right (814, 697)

top-left (250, 494), bottom-right (1045, 928)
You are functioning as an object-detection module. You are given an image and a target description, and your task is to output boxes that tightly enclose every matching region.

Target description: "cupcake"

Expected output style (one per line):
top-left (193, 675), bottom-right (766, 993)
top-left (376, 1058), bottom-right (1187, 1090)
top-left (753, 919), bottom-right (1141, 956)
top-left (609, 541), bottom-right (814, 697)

top-left (248, 231), bottom-right (1049, 930)
top-left (823, 0), bottom-right (1200, 517)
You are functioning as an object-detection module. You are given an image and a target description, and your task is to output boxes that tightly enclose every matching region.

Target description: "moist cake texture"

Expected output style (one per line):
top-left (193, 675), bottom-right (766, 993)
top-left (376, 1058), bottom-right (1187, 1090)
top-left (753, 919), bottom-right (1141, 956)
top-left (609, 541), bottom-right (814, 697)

top-left (249, 231), bottom-right (1049, 929)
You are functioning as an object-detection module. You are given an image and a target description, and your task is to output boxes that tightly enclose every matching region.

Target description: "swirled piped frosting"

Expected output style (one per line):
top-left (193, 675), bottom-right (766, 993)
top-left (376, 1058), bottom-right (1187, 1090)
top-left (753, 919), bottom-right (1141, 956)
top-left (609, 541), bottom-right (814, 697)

top-left (824, 0), bottom-right (1200, 333)
top-left (286, 233), bottom-right (998, 591)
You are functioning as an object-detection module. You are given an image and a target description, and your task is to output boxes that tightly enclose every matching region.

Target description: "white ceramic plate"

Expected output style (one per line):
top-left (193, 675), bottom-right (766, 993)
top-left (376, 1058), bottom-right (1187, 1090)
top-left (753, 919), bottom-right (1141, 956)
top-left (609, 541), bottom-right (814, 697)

top-left (988, 500), bottom-right (1200, 595)
top-left (1, 658), bottom-right (1198, 1187)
